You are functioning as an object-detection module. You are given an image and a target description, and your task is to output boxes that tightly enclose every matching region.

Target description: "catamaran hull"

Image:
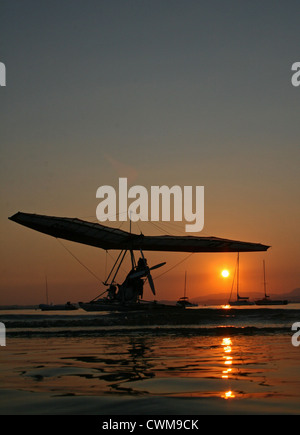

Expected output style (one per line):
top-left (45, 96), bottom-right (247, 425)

top-left (255, 299), bottom-right (288, 306)
top-left (39, 304), bottom-right (78, 311)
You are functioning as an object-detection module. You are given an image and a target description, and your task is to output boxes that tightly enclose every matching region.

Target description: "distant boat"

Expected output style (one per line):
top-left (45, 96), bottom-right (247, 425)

top-left (176, 271), bottom-right (198, 308)
top-left (229, 253), bottom-right (254, 306)
top-left (255, 261), bottom-right (288, 306)
top-left (39, 301), bottom-right (78, 311)
top-left (39, 276), bottom-right (78, 311)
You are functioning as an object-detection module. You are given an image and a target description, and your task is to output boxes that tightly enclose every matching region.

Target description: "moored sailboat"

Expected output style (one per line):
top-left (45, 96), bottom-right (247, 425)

top-left (39, 301), bottom-right (79, 311)
top-left (229, 253), bottom-right (254, 306)
top-left (255, 261), bottom-right (288, 306)
top-left (176, 271), bottom-right (198, 308)
top-left (39, 276), bottom-right (78, 311)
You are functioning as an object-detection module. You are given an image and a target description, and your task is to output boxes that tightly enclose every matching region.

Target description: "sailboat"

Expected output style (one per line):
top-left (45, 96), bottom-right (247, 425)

top-left (176, 271), bottom-right (198, 308)
top-left (255, 261), bottom-right (288, 306)
top-left (39, 276), bottom-right (78, 311)
top-left (229, 253), bottom-right (254, 306)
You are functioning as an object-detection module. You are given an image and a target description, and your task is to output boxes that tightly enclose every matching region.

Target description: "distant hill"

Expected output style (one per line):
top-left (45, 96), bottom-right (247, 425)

top-left (284, 288), bottom-right (300, 301)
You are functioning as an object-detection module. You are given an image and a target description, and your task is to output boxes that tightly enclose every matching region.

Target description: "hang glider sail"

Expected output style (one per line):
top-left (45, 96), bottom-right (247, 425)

top-left (9, 212), bottom-right (270, 253)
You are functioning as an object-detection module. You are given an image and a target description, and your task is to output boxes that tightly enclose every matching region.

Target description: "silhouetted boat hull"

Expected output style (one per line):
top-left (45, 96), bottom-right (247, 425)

top-left (255, 298), bottom-right (288, 306)
top-left (229, 300), bottom-right (255, 306)
top-left (176, 272), bottom-right (198, 308)
top-left (176, 297), bottom-right (198, 308)
top-left (39, 302), bottom-right (78, 311)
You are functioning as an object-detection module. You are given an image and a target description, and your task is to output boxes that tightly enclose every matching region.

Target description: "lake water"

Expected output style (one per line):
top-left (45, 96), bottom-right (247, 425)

top-left (1, 305), bottom-right (300, 415)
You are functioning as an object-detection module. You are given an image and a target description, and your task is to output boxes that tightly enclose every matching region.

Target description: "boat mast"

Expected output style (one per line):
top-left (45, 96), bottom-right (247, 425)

top-left (237, 252), bottom-right (240, 299)
top-left (129, 210), bottom-right (136, 269)
top-left (263, 260), bottom-right (268, 298)
top-left (45, 275), bottom-right (49, 305)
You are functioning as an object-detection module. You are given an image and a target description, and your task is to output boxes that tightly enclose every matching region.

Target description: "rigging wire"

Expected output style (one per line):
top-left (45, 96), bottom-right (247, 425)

top-left (153, 253), bottom-right (195, 280)
top-left (146, 220), bottom-right (173, 235)
top-left (228, 254), bottom-right (238, 302)
top-left (79, 210), bottom-right (211, 237)
top-left (56, 238), bottom-right (103, 283)
top-left (146, 219), bottom-right (187, 235)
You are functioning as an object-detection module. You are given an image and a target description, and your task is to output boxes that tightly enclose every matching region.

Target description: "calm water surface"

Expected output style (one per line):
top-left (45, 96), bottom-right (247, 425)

top-left (0, 306), bottom-right (299, 415)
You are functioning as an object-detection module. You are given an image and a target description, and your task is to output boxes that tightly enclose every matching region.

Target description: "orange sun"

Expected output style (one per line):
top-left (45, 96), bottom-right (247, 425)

top-left (221, 269), bottom-right (230, 278)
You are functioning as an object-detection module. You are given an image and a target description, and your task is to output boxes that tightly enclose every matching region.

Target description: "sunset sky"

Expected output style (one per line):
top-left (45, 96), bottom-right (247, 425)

top-left (1, 1), bottom-right (299, 305)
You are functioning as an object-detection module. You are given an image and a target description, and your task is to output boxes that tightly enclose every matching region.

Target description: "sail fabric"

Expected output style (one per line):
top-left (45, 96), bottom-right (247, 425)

top-left (9, 212), bottom-right (270, 253)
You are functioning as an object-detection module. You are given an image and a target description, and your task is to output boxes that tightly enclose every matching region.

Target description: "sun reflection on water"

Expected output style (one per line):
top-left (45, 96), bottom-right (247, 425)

top-left (221, 337), bottom-right (236, 399)
top-left (221, 390), bottom-right (236, 399)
